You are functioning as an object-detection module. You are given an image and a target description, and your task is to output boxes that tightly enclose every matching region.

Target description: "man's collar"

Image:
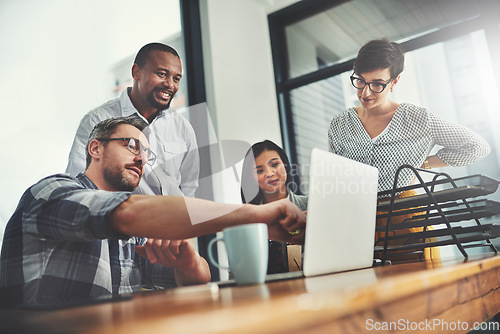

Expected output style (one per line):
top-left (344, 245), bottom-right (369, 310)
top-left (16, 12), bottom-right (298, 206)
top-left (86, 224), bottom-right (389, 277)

top-left (76, 173), bottom-right (99, 190)
top-left (121, 87), bottom-right (138, 117)
top-left (121, 87), bottom-right (167, 122)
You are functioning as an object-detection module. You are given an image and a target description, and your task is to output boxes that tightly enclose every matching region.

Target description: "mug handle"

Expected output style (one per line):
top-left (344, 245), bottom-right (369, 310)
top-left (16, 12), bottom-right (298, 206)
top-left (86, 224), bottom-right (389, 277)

top-left (207, 236), bottom-right (230, 270)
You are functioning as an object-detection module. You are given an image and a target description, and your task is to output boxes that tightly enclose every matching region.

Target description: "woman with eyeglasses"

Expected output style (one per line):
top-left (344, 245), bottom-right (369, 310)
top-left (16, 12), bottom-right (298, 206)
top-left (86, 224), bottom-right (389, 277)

top-left (328, 39), bottom-right (490, 261)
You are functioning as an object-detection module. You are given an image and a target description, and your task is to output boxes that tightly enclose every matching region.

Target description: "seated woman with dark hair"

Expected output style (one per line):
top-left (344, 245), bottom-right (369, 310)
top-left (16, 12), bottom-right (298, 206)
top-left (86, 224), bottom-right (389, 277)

top-left (241, 140), bottom-right (307, 273)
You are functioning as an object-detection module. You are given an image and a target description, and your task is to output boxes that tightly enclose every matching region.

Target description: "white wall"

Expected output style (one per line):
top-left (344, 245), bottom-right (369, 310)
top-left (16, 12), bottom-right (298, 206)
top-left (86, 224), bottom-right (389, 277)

top-left (0, 0), bottom-right (182, 245)
top-left (200, 0), bottom-right (288, 204)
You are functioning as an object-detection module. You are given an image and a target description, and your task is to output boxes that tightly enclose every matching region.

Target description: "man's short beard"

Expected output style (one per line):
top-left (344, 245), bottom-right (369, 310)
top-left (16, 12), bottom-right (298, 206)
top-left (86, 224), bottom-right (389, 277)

top-left (147, 91), bottom-right (172, 111)
top-left (103, 168), bottom-right (137, 192)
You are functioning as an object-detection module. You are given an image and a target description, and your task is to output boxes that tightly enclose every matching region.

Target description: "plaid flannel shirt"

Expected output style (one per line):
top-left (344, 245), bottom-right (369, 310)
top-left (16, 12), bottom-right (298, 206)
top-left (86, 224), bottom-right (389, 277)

top-left (0, 173), bottom-right (176, 309)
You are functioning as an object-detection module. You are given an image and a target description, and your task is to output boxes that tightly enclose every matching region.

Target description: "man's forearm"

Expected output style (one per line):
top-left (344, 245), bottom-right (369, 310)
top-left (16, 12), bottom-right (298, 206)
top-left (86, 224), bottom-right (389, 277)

top-left (110, 195), bottom-right (258, 239)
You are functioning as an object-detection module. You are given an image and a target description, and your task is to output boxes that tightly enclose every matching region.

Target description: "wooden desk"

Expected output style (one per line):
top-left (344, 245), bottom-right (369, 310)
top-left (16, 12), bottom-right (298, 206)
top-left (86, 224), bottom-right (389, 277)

top-left (1, 253), bottom-right (499, 334)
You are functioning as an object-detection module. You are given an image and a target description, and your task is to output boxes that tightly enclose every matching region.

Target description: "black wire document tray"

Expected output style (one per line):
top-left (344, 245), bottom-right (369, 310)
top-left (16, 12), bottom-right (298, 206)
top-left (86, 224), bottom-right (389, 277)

top-left (376, 200), bottom-right (500, 231)
top-left (375, 224), bottom-right (500, 253)
top-left (375, 167), bottom-right (500, 263)
top-left (377, 175), bottom-right (500, 211)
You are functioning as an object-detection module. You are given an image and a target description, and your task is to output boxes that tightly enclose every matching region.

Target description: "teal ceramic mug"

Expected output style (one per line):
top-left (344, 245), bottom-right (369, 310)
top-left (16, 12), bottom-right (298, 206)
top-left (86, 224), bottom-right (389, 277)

top-left (208, 223), bottom-right (269, 285)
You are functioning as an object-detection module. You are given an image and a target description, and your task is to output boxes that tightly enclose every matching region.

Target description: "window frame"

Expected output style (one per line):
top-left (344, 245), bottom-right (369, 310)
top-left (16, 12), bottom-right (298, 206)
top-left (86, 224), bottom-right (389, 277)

top-left (180, 0), bottom-right (220, 281)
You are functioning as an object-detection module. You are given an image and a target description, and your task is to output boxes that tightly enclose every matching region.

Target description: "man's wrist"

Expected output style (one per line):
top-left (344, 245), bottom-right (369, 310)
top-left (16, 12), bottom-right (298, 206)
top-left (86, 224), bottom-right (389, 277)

top-left (241, 203), bottom-right (260, 225)
top-left (174, 257), bottom-right (201, 286)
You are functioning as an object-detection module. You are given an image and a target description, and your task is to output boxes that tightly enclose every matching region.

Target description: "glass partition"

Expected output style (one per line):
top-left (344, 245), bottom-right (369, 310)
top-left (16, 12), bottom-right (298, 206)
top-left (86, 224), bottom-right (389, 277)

top-left (285, 0), bottom-right (481, 78)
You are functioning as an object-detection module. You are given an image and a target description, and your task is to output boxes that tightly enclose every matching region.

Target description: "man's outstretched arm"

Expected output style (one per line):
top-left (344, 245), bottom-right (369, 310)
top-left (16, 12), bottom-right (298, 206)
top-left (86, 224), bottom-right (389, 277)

top-left (110, 196), bottom-right (306, 243)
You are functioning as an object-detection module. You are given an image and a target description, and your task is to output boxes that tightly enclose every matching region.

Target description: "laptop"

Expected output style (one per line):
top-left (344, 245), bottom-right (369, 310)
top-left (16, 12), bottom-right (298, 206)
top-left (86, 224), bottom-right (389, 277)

top-left (265, 148), bottom-right (379, 281)
top-left (216, 148), bottom-right (379, 286)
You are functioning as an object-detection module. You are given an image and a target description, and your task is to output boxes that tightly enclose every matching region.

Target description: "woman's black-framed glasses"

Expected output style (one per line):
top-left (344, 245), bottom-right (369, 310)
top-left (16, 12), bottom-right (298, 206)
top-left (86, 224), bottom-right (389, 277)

top-left (97, 137), bottom-right (156, 165)
top-left (350, 74), bottom-right (392, 93)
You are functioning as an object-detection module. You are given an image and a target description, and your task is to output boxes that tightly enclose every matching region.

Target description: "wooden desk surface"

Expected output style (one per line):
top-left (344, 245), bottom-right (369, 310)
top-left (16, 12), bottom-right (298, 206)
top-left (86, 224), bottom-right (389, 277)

top-left (1, 253), bottom-right (499, 334)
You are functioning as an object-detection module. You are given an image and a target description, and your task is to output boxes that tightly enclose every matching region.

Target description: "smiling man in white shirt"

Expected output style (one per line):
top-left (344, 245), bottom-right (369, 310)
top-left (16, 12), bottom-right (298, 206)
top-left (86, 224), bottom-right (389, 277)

top-left (66, 42), bottom-right (199, 197)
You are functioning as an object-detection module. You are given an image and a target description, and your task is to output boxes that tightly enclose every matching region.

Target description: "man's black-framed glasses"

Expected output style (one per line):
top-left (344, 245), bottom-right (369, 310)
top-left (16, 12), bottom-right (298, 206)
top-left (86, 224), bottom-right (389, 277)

top-left (350, 74), bottom-right (392, 93)
top-left (97, 137), bottom-right (156, 165)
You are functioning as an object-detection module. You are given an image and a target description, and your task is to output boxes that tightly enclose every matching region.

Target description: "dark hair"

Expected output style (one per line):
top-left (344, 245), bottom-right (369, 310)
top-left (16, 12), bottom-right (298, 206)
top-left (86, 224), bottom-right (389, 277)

top-left (240, 140), bottom-right (292, 204)
top-left (85, 115), bottom-right (148, 168)
top-left (353, 38), bottom-right (405, 79)
top-left (134, 43), bottom-right (180, 68)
